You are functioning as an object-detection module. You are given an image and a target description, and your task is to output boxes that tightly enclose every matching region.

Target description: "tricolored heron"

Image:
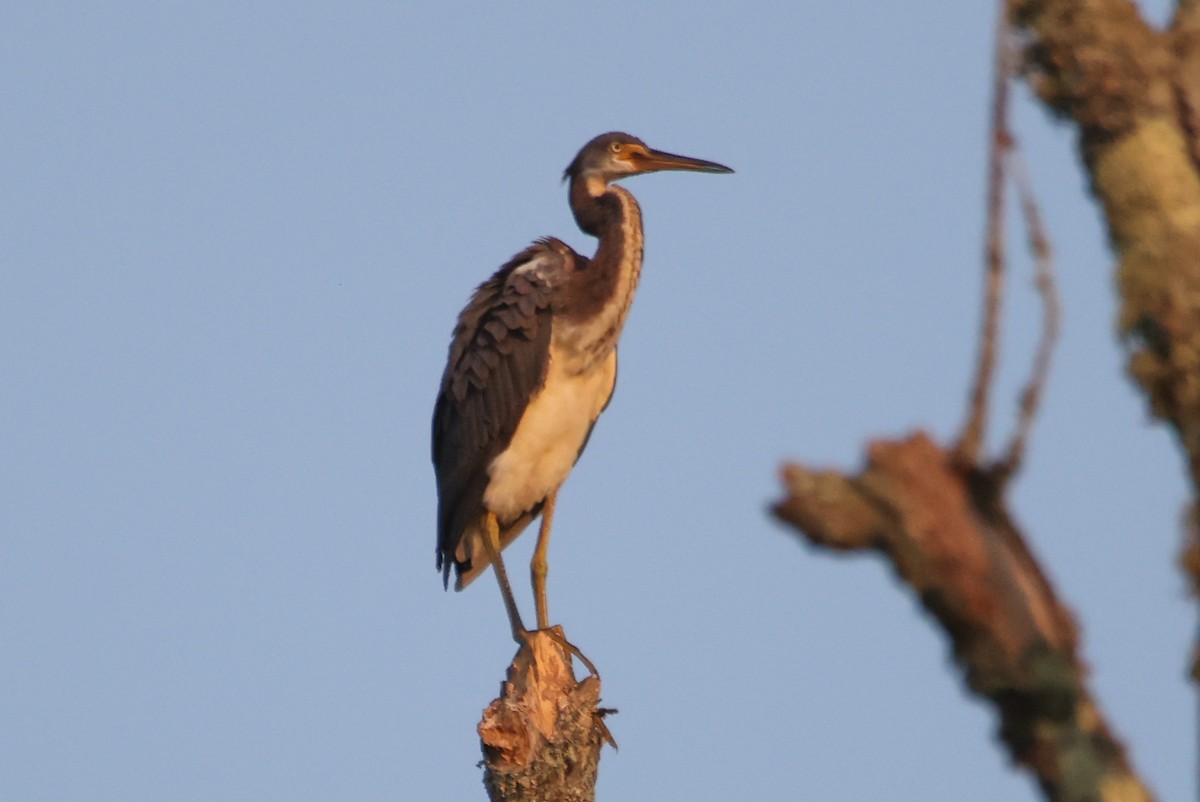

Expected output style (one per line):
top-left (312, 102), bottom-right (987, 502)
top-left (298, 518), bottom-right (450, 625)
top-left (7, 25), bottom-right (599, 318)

top-left (432, 132), bottom-right (732, 641)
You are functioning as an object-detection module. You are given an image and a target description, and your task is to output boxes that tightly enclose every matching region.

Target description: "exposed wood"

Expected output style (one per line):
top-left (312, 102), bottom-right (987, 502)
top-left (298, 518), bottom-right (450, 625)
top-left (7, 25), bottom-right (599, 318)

top-left (478, 630), bottom-right (613, 802)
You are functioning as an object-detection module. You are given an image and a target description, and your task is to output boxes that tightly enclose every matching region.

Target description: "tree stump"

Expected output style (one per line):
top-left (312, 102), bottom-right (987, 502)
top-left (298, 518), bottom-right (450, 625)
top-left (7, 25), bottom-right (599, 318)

top-left (478, 629), bottom-right (613, 802)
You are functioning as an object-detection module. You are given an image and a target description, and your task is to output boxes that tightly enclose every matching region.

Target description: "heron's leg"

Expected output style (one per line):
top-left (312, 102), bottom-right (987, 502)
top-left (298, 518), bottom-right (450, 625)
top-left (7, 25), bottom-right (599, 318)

top-left (531, 491), bottom-right (557, 630)
top-left (480, 511), bottom-right (526, 640)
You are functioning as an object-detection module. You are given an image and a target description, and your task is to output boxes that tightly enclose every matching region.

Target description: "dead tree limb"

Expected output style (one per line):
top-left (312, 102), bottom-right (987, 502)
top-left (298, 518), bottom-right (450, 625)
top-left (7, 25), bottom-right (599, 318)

top-left (477, 630), bottom-right (613, 802)
top-left (773, 437), bottom-right (1151, 801)
top-left (1012, 0), bottom-right (1200, 654)
top-left (772, 4), bottom-right (1154, 799)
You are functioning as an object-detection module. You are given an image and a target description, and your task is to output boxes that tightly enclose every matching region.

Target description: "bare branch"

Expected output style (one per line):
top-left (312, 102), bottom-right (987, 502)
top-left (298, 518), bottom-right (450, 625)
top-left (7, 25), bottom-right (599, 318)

top-left (774, 434), bottom-right (1153, 801)
top-left (957, 5), bottom-right (1016, 464)
top-left (1013, 0), bottom-right (1200, 689)
top-left (997, 149), bottom-right (1060, 477)
top-left (1175, 0), bottom-right (1200, 31)
top-left (769, 3), bottom-right (1164, 798)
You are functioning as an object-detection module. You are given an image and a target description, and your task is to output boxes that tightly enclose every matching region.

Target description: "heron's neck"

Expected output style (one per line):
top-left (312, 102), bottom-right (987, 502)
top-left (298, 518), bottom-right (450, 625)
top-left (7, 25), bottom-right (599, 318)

top-left (559, 182), bottom-right (644, 372)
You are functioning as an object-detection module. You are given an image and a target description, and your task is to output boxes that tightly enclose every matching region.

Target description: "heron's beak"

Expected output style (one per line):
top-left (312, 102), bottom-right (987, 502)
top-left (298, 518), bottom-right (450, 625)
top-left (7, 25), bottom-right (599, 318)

top-left (630, 146), bottom-right (734, 175)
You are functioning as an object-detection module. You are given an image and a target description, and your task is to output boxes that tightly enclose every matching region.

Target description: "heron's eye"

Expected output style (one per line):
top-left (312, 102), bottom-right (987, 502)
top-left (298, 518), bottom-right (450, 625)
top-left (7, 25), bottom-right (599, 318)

top-left (610, 142), bottom-right (623, 154)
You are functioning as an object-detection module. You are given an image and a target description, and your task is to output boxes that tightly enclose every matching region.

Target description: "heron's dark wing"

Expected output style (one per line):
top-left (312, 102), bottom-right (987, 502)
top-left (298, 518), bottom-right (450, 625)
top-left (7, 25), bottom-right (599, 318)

top-left (432, 240), bottom-right (570, 587)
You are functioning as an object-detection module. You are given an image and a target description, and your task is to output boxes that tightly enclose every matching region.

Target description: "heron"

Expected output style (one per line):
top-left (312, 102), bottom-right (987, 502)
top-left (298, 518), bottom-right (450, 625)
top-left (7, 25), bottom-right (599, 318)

top-left (432, 132), bottom-right (732, 643)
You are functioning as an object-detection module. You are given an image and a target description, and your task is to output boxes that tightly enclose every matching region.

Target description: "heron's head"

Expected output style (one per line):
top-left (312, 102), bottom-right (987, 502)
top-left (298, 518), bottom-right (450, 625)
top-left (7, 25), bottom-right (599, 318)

top-left (563, 132), bottom-right (733, 195)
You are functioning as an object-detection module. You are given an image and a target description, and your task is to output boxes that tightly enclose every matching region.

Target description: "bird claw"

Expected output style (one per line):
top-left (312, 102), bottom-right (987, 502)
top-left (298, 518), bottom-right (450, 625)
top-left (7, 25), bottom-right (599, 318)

top-left (515, 625), bottom-right (600, 680)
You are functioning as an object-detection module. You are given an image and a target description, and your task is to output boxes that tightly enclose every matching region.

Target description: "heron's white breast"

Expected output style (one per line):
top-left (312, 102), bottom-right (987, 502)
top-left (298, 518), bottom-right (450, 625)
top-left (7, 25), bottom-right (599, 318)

top-left (483, 348), bottom-right (616, 521)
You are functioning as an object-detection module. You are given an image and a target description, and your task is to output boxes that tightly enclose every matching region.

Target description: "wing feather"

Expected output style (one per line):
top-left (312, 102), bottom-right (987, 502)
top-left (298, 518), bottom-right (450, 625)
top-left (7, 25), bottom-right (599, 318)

top-left (432, 240), bottom-right (572, 587)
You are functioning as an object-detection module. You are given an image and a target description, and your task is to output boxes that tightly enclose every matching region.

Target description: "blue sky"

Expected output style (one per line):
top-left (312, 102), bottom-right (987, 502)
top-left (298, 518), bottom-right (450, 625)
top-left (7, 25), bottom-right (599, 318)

top-left (1, 2), bottom-right (1190, 800)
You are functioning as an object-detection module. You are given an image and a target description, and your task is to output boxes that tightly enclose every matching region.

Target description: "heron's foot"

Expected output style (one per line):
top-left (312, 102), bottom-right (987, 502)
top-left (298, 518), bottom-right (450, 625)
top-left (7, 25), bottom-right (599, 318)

top-left (513, 625), bottom-right (600, 679)
top-left (541, 625), bottom-right (600, 679)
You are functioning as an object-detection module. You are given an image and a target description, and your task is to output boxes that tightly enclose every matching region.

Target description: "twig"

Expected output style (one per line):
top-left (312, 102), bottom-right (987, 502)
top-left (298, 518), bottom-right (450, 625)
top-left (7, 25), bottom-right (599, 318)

top-left (957, 5), bottom-right (1016, 464)
top-left (997, 149), bottom-right (1059, 477)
